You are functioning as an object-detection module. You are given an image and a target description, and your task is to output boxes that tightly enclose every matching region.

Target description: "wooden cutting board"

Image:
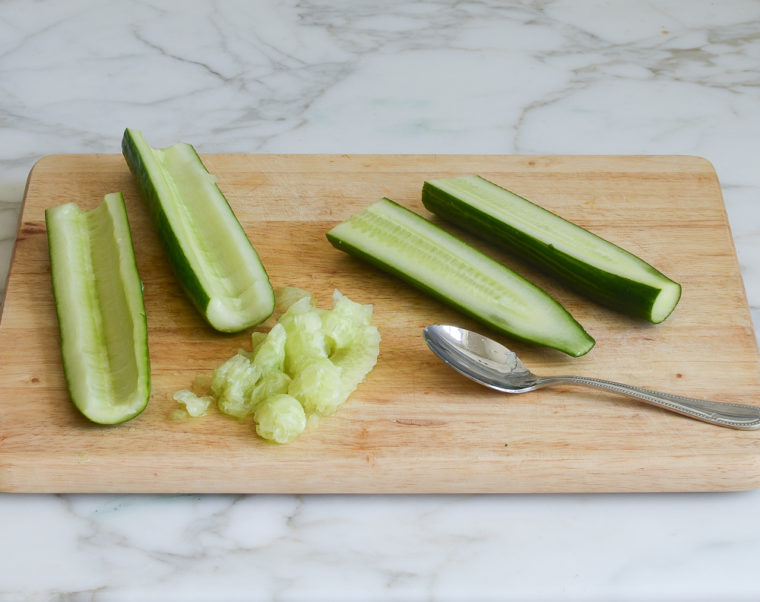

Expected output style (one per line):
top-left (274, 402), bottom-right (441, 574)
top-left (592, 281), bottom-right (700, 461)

top-left (2, 153), bottom-right (759, 493)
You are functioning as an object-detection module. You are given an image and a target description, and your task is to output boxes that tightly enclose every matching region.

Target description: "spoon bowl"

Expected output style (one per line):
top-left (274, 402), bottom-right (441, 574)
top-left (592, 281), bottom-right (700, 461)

top-left (423, 324), bottom-right (539, 392)
top-left (423, 324), bottom-right (760, 430)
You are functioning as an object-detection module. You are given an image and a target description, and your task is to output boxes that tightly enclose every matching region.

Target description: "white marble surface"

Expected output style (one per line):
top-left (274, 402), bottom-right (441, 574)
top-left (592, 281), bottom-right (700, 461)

top-left (2, 1), bottom-right (760, 600)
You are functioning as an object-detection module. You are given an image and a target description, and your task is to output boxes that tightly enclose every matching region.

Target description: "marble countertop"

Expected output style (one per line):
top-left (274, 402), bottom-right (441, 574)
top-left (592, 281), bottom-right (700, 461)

top-left (2, 1), bottom-right (760, 600)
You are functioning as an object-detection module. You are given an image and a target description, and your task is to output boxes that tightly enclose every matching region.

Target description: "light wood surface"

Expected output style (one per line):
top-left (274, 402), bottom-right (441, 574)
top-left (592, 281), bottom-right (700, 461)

top-left (2, 153), bottom-right (759, 493)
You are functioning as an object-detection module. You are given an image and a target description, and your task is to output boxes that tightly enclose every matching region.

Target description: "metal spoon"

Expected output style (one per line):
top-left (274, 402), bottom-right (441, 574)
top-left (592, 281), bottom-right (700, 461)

top-left (423, 324), bottom-right (760, 430)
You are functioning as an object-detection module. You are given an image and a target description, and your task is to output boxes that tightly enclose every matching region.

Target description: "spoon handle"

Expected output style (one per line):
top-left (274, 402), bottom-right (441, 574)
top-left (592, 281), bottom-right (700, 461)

top-left (541, 376), bottom-right (760, 430)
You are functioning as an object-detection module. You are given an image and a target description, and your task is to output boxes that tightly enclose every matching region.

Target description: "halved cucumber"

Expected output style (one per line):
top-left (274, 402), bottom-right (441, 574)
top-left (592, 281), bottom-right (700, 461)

top-left (327, 198), bottom-right (594, 357)
top-left (45, 193), bottom-right (150, 424)
top-left (122, 128), bottom-right (274, 332)
top-left (422, 175), bottom-right (681, 323)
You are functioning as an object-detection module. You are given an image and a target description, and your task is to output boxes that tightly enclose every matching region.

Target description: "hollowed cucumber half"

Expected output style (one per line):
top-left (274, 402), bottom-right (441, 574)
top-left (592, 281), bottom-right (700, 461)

top-left (122, 128), bottom-right (274, 332)
top-left (46, 193), bottom-right (150, 424)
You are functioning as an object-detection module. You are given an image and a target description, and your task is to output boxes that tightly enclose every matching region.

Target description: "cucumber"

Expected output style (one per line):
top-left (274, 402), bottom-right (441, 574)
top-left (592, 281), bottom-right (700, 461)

top-left (122, 128), bottom-right (274, 332)
top-left (45, 193), bottom-right (150, 424)
top-left (327, 198), bottom-right (594, 357)
top-left (422, 175), bottom-right (681, 323)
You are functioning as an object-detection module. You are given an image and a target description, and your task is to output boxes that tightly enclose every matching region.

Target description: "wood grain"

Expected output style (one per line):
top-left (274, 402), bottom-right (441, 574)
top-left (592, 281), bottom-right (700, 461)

top-left (1, 153), bottom-right (759, 493)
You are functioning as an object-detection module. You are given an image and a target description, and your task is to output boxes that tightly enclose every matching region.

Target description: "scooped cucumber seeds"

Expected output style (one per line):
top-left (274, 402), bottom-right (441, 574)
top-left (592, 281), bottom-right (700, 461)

top-left (174, 288), bottom-right (381, 443)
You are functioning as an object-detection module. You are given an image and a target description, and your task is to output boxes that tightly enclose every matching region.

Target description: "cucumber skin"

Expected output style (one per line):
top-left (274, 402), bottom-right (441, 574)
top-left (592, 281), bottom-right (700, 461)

top-left (422, 180), bottom-right (681, 323)
top-left (326, 200), bottom-right (594, 357)
top-left (122, 129), bottom-right (274, 332)
top-left (45, 194), bottom-right (150, 425)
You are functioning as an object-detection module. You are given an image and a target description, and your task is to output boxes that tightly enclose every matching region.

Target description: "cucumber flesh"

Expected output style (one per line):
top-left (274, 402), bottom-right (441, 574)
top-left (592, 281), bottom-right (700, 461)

top-left (327, 198), bottom-right (594, 357)
top-left (206, 288), bottom-right (381, 443)
top-left (422, 176), bottom-right (681, 323)
top-left (122, 128), bottom-right (274, 332)
top-left (45, 193), bottom-right (150, 424)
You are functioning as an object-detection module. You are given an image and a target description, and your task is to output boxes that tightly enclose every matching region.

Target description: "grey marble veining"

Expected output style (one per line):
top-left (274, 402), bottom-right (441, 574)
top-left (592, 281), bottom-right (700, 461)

top-left (2, 1), bottom-right (760, 600)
